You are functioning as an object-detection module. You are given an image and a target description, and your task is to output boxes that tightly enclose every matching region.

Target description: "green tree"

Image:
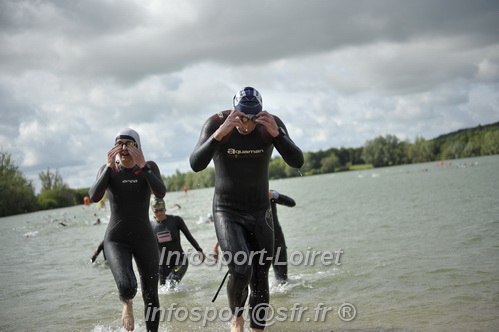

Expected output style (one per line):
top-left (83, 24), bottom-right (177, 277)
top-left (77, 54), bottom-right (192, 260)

top-left (157, 122), bottom-right (499, 188)
top-left (408, 136), bottom-right (434, 163)
top-left (320, 153), bottom-right (340, 173)
top-left (184, 168), bottom-right (215, 190)
top-left (301, 151), bottom-right (328, 175)
top-left (337, 147), bottom-right (364, 166)
top-left (37, 168), bottom-right (76, 210)
top-left (0, 150), bottom-right (38, 216)
top-left (284, 163), bottom-right (301, 178)
top-left (441, 140), bottom-right (466, 160)
top-left (73, 188), bottom-right (91, 205)
top-left (196, 168), bottom-right (215, 188)
top-left (462, 139), bottom-right (480, 157)
top-left (269, 157), bottom-right (287, 179)
top-left (362, 136), bottom-right (386, 167)
top-left (362, 135), bottom-right (406, 167)
top-left (39, 168), bottom-right (68, 191)
top-left (37, 189), bottom-right (74, 210)
top-left (397, 140), bottom-right (410, 165)
top-left (162, 168), bottom-right (215, 192)
top-left (481, 130), bottom-right (499, 155)
top-left (268, 156), bottom-right (303, 179)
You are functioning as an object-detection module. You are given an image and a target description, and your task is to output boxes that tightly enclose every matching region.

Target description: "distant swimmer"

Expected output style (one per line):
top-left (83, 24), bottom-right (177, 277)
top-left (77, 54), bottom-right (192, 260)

top-left (150, 197), bottom-right (204, 287)
top-left (197, 213), bottom-right (214, 224)
top-left (89, 128), bottom-right (166, 332)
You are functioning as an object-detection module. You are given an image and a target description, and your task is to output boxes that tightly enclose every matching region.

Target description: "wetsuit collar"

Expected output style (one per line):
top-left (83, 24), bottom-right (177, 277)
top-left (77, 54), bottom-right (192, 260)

top-left (118, 164), bottom-right (139, 172)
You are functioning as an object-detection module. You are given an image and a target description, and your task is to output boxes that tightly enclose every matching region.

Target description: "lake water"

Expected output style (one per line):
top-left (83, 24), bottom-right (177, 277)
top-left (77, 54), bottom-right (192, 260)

top-left (1, 155), bottom-right (498, 332)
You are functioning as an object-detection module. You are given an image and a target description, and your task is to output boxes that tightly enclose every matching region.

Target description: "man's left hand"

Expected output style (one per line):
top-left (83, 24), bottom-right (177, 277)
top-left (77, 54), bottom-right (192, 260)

top-left (255, 111), bottom-right (279, 137)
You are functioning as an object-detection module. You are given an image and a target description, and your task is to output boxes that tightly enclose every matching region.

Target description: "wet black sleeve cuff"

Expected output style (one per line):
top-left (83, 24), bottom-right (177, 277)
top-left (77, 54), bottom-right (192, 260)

top-left (273, 127), bottom-right (286, 141)
top-left (142, 163), bottom-right (152, 173)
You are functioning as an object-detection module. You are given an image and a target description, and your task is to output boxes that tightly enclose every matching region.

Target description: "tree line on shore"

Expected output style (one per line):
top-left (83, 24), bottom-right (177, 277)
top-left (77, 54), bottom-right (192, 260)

top-left (163, 121), bottom-right (499, 191)
top-left (1, 121), bottom-right (498, 217)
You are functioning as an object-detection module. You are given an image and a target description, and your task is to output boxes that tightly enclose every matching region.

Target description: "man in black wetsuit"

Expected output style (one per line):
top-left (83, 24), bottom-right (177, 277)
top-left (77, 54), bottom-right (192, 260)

top-left (190, 87), bottom-right (304, 332)
top-left (150, 197), bottom-right (205, 287)
top-left (268, 190), bottom-right (296, 283)
top-left (89, 128), bottom-right (166, 332)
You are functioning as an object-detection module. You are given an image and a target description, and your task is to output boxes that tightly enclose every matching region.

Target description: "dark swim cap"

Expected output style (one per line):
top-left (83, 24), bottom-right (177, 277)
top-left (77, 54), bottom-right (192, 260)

top-left (233, 87), bottom-right (263, 114)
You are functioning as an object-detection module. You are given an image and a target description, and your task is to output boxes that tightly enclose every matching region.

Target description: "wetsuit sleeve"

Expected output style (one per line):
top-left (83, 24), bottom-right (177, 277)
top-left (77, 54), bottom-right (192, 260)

top-left (272, 116), bottom-right (304, 169)
top-left (89, 165), bottom-right (112, 202)
top-left (274, 194), bottom-right (296, 207)
top-left (177, 216), bottom-right (203, 252)
top-left (189, 114), bottom-right (224, 172)
top-left (141, 161), bottom-right (166, 199)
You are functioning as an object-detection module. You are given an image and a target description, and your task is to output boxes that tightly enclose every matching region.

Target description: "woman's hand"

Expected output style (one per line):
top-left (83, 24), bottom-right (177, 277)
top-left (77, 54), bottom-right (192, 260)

top-left (127, 145), bottom-right (146, 168)
top-left (106, 145), bottom-right (121, 168)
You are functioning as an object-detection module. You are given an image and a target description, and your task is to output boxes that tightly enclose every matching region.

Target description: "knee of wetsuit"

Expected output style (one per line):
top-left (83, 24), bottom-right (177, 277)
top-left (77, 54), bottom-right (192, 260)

top-left (118, 283), bottom-right (137, 302)
top-left (231, 264), bottom-right (252, 281)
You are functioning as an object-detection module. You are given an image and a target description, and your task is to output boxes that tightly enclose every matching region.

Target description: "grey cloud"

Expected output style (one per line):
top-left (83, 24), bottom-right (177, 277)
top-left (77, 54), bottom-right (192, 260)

top-left (3, 0), bottom-right (498, 84)
top-left (1, 0), bottom-right (499, 191)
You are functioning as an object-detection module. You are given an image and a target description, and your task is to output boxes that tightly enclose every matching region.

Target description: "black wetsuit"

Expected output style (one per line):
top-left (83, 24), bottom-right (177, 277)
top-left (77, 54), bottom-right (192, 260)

top-left (89, 161), bottom-right (166, 332)
top-left (270, 193), bottom-right (296, 282)
top-left (151, 215), bottom-right (203, 286)
top-left (190, 110), bottom-right (303, 329)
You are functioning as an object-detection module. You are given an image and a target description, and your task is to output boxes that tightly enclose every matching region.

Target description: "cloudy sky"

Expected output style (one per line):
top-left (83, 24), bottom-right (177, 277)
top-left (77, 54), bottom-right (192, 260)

top-left (1, 0), bottom-right (498, 192)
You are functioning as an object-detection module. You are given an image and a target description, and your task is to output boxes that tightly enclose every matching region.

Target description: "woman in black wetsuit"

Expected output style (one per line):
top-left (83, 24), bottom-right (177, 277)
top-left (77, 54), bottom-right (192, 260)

top-left (150, 197), bottom-right (205, 287)
top-left (190, 87), bottom-right (303, 331)
top-left (89, 128), bottom-right (166, 332)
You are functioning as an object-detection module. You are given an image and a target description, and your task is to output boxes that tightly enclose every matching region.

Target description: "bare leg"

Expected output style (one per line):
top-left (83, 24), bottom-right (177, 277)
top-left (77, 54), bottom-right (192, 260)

top-left (122, 300), bottom-right (134, 331)
top-left (231, 315), bottom-right (244, 332)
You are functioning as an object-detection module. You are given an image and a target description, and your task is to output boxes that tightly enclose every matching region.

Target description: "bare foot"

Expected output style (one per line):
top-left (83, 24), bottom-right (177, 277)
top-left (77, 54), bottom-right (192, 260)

top-left (122, 301), bottom-right (134, 331)
top-left (231, 315), bottom-right (244, 332)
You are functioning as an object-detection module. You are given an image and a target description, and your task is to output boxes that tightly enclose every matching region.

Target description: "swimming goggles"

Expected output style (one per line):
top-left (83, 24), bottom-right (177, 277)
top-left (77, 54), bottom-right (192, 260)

top-left (115, 140), bottom-right (138, 148)
top-left (240, 114), bottom-right (257, 123)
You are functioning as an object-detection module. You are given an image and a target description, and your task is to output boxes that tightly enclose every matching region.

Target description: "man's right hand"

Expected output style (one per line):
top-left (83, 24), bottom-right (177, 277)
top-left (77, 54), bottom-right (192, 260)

top-left (213, 109), bottom-right (245, 141)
